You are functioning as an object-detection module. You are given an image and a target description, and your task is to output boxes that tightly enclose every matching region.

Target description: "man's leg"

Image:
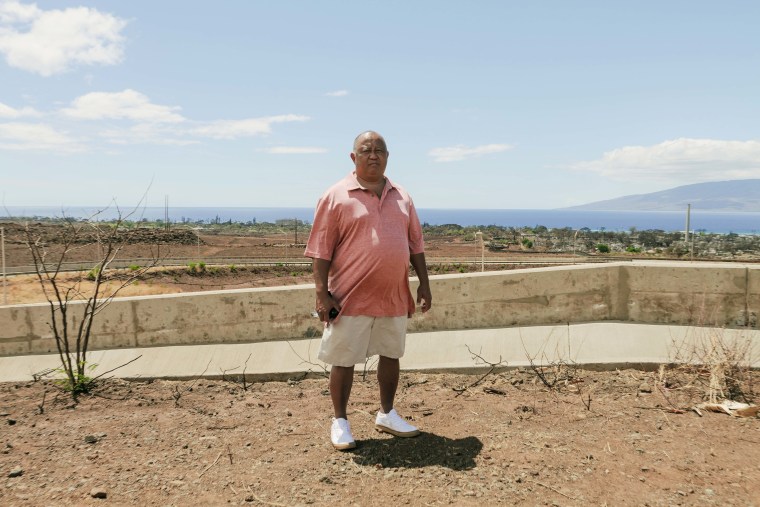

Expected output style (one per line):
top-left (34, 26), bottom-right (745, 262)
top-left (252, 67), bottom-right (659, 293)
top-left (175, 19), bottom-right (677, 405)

top-left (375, 355), bottom-right (420, 437)
top-left (330, 365), bottom-right (355, 419)
top-left (377, 355), bottom-right (399, 414)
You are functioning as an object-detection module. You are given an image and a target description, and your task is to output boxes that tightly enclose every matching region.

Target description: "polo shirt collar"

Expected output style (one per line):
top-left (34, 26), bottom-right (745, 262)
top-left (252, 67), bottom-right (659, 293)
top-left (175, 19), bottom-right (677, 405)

top-left (346, 171), bottom-right (396, 192)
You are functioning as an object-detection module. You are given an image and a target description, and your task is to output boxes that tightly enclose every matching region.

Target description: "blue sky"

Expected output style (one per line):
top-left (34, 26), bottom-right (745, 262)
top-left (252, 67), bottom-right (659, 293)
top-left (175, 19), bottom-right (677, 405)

top-left (1, 0), bottom-right (759, 210)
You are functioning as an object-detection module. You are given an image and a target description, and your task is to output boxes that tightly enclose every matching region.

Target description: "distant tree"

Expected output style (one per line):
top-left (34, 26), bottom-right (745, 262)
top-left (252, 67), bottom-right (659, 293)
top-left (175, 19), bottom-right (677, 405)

top-left (637, 230), bottom-right (661, 248)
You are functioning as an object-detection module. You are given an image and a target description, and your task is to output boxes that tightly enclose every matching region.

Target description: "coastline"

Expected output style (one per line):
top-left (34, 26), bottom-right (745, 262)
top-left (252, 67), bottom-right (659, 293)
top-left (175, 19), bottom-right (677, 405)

top-left (5, 206), bottom-right (760, 234)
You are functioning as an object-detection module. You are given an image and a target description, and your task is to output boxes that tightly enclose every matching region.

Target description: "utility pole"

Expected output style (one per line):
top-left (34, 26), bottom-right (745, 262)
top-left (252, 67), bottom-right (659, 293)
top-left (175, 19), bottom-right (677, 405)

top-left (475, 231), bottom-right (484, 272)
top-left (684, 203), bottom-right (690, 244)
top-left (685, 203), bottom-right (691, 255)
top-left (1, 227), bottom-right (7, 305)
top-left (573, 229), bottom-right (581, 263)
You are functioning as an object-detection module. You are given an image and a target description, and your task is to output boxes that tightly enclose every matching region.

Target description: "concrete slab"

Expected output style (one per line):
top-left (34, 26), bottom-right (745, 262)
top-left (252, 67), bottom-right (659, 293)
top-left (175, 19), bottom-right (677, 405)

top-left (1, 322), bottom-right (757, 383)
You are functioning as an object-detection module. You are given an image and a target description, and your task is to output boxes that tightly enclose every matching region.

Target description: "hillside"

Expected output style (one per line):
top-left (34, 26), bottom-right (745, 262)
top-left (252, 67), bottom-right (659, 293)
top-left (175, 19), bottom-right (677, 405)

top-left (566, 179), bottom-right (760, 211)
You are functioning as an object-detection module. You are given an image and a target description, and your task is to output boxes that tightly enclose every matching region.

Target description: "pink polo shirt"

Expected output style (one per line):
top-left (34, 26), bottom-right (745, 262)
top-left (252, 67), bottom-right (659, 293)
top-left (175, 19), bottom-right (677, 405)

top-left (304, 172), bottom-right (424, 318)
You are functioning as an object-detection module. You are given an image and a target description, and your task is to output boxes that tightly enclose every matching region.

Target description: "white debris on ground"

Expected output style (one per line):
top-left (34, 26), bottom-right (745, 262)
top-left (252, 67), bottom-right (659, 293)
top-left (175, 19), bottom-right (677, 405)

top-left (693, 400), bottom-right (759, 417)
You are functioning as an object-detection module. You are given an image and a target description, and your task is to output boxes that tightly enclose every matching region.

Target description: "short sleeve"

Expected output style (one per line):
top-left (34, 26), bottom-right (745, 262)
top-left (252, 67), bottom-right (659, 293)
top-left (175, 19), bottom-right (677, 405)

top-left (407, 197), bottom-right (425, 255)
top-left (304, 194), bottom-right (338, 261)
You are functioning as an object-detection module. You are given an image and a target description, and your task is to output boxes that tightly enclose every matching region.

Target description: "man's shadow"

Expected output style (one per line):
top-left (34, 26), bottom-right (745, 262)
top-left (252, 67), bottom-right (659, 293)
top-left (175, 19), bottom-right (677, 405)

top-left (350, 432), bottom-right (482, 470)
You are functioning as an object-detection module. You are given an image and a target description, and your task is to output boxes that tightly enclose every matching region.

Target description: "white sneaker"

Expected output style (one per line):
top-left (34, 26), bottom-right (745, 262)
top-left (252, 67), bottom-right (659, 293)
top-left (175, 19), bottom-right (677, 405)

top-left (375, 408), bottom-right (420, 437)
top-left (330, 418), bottom-right (356, 450)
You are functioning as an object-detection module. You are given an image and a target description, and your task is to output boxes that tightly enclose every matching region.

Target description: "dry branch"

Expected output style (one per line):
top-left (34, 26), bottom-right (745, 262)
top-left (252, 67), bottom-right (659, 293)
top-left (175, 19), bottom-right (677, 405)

top-left (23, 196), bottom-right (159, 400)
top-left (453, 345), bottom-right (507, 396)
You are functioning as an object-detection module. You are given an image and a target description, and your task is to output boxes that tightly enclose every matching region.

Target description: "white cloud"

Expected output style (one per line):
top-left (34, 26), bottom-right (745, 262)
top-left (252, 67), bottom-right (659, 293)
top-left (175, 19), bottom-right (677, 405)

top-left (0, 88), bottom-right (312, 150)
top-left (263, 146), bottom-right (327, 154)
top-left (0, 101), bottom-right (40, 118)
top-left (99, 123), bottom-right (197, 146)
top-left (62, 89), bottom-right (184, 123)
top-left (0, 0), bottom-right (39, 23)
top-left (325, 90), bottom-right (349, 97)
top-left (192, 114), bottom-right (310, 140)
top-left (0, 122), bottom-right (82, 151)
top-left (570, 138), bottom-right (760, 183)
top-left (93, 112), bottom-right (311, 146)
top-left (429, 143), bottom-right (513, 162)
top-left (0, 1), bottom-right (127, 76)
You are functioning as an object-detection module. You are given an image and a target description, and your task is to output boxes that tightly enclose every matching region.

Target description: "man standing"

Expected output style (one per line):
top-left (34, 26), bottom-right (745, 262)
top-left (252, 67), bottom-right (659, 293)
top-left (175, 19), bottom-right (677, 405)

top-left (305, 130), bottom-right (432, 450)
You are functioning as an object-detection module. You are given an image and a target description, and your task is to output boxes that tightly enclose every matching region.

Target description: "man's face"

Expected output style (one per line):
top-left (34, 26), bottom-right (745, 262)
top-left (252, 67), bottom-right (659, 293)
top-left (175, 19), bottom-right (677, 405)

top-left (351, 134), bottom-right (389, 183)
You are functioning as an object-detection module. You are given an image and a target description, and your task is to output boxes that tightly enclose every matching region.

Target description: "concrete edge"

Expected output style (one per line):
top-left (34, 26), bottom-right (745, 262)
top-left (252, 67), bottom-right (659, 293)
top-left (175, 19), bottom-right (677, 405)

top-left (2, 322), bottom-right (758, 383)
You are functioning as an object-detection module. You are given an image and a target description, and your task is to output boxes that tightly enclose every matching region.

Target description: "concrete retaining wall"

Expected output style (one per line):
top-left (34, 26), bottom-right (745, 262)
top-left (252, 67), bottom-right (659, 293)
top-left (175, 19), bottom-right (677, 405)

top-left (2, 261), bottom-right (758, 357)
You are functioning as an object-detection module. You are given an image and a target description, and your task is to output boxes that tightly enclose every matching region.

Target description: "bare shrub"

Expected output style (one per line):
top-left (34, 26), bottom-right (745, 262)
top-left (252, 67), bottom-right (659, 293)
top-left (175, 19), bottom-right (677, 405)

top-left (24, 203), bottom-right (160, 400)
top-left (662, 326), bottom-right (756, 407)
top-left (520, 326), bottom-right (582, 391)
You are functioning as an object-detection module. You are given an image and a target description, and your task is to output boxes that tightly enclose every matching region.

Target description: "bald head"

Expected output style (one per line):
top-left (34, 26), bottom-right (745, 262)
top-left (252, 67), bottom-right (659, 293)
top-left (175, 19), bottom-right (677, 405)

top-left (353, 131), bottom-right (387, 153)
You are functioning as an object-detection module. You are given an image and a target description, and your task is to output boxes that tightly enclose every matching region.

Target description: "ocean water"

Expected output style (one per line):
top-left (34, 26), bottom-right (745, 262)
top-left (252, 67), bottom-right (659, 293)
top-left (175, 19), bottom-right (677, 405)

top-left (4, 206), bottom-right (760, 234)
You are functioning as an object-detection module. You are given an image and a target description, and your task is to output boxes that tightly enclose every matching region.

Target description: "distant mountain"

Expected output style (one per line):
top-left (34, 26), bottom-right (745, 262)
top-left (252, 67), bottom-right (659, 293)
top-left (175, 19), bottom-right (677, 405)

top-left (565, 179), bottom-right (760, 212)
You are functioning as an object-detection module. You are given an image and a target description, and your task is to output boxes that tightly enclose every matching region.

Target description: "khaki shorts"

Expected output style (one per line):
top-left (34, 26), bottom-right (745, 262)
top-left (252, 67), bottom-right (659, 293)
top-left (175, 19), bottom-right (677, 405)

top-left (318, 316), bottom-right (408, 367)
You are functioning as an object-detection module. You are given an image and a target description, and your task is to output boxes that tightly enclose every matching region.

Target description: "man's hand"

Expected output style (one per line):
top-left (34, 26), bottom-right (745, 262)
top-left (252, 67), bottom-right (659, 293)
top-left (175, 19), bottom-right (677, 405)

top-left (312, 258), bottom-right (340, 322)
top-left (416, 282), bottom-right (432, 313)
top-left (410, 252), bottom-right (432, 314)
top-left (315, 292), bottom-right (341, 323)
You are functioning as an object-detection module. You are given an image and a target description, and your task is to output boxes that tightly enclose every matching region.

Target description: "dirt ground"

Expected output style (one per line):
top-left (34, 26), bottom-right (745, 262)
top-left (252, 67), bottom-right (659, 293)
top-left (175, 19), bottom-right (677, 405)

top-left (3, 224), bottom-right (759, 505)
top-left (1, 224), bottom-right (564, 305)
top-left (2, 368), bottom-right (759, 506)
top-left (0, 224), bottom-right (544, 269)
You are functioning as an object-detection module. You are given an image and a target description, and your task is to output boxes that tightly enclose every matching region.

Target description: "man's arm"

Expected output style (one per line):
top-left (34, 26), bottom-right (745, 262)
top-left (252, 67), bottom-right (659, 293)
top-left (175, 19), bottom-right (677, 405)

top-left (312, 258), bottom-right (340, 322)
top-left (410, 252), bottom-right (432, 313)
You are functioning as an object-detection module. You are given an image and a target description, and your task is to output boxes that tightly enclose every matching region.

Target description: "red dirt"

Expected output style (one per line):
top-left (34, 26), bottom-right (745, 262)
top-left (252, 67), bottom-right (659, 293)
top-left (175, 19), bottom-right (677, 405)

top-left (3, 227), bottom-right (555, 305)
top-left (2, 368), bottom-right (759, 506)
